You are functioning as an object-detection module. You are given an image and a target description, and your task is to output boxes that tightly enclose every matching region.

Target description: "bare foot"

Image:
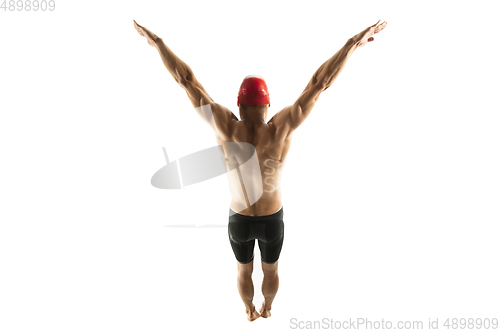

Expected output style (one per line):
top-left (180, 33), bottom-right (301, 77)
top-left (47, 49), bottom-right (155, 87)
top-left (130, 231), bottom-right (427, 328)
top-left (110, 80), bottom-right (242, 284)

top-left (259, 301), bottom-right (271, 318)
top-left (246, 305), bottom-right (261, 322)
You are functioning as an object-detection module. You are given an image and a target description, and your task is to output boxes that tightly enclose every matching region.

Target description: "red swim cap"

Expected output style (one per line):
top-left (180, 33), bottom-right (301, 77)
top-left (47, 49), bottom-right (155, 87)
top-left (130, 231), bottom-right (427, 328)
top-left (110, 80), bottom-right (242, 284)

top-left (237, 75), bottom-right (270, 106)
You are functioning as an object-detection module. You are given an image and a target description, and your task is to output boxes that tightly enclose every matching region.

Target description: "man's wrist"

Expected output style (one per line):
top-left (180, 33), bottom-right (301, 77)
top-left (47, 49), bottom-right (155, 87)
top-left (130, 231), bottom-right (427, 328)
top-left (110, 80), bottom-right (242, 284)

top-left (153, 35), bottom-right (162, 44)
top-left (346, 37), bottom-right (359, 48)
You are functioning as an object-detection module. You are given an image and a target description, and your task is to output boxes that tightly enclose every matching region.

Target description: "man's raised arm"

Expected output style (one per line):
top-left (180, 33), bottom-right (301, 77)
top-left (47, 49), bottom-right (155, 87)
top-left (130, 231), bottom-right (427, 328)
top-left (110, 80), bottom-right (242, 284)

top-left (133, 20), bottom-right (238, 139)
top-left (268, 20), bottom-right (387, 136)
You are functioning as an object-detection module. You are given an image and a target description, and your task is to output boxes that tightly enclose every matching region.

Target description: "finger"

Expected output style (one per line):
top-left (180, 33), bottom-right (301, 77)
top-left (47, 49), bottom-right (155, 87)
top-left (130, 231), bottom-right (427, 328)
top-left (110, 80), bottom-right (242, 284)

top-left (372, 19), bottom-right (381, 27)
top-left (374, 21), bottom-right (386, 33)
top-left (135, 27), bottom-right (144, 36)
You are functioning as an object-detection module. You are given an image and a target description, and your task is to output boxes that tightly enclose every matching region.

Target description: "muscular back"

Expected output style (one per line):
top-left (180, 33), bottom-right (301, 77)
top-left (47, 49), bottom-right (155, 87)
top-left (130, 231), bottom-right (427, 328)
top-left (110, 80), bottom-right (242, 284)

top-left (223, 116), bottom-right (293, 216)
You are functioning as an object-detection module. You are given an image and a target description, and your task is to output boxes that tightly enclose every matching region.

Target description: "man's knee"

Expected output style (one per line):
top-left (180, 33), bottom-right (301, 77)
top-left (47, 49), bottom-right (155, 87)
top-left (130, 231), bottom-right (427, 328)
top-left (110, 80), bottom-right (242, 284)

top-left (237, 259), bottom-right (254, 276)
top-left (261, 259), bottom-right (278, 275)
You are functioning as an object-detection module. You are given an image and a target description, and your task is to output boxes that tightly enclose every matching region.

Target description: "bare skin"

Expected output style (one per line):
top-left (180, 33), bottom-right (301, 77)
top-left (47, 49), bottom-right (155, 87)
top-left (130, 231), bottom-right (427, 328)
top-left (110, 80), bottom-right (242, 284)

top-left (134, 19), bottom-right (387, 320)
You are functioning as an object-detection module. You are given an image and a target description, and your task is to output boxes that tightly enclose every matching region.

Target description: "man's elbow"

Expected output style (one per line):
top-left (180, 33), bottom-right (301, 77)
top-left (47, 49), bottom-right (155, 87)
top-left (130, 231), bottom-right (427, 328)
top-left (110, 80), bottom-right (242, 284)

top-left (318, 81), bottom-right (329, 92)
top-left (321, 71), bottom-right (340, 91)
top-left (174, 64), bottom-right (195, 83)
top-left (308, 77), bottom-right (328, 93)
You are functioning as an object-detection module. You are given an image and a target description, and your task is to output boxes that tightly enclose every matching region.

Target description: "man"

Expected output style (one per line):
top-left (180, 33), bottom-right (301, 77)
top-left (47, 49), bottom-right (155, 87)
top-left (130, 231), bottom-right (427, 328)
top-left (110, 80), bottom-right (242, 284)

top-left (134, 19), bottom-right (387, 321)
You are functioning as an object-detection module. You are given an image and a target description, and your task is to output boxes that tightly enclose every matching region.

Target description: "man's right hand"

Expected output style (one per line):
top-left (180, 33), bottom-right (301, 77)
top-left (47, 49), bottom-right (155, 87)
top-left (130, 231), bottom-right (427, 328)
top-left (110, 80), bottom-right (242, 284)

top-left (351, 20), bottom-right (388, 47)
top-left (133, 20), bottom-right (160, 47)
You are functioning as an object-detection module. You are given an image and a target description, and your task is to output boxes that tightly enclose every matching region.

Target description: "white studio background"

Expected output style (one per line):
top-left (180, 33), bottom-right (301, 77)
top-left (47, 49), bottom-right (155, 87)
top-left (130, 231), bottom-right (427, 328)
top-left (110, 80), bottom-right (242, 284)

top-left (1, 0), bottom-right (499, 332)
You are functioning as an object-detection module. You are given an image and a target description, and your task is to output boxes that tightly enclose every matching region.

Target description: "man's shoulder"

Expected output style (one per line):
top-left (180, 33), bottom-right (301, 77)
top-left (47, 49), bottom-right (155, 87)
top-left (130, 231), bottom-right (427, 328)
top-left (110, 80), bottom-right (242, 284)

top-left (267, 104), bottom-right (298, 140)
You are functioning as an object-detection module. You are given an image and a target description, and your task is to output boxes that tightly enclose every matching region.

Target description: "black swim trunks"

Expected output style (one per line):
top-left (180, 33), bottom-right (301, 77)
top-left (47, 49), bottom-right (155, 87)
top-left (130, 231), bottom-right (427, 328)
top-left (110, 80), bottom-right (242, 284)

top-left (228, 207), bottom-right (284, 264)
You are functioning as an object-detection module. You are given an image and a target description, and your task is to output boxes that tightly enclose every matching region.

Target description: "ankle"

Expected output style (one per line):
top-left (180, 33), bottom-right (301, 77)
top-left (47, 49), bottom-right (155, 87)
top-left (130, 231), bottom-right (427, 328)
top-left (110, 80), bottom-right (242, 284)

top-left (245, 304), bottom-right (256, 313)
